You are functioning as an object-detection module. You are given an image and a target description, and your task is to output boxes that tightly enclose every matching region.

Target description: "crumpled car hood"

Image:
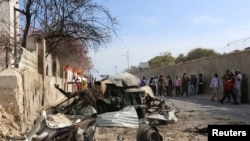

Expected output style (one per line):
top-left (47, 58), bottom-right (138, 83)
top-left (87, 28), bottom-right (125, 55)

top-left (100, 72), bottom-right (141, 87)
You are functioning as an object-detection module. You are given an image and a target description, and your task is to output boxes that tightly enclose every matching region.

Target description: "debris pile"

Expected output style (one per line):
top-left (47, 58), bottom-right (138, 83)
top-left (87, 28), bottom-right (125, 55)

top-left (2, 72), bottom-right (179, 141)
top-left (0, 105), bottom-right (21, 140)
top-left (47, 113), bottom-right (72, 124)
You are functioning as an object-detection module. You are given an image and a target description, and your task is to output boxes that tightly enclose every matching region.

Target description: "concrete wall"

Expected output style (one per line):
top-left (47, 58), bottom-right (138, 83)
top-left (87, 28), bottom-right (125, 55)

top-left (0, 68), bottom-right (66, 131)
top-left (0, 37), bottom-right (71, 131)
top-left (0, 1), bottom-right (74, 131)
top-left (0, 69), bottom-right (23, 120)
top-left (19, 47), bottom-right (38, 72)
top-left (136, 50), bottom-right (250, 101)
top-left (21, 70), bottom-right (65, 130)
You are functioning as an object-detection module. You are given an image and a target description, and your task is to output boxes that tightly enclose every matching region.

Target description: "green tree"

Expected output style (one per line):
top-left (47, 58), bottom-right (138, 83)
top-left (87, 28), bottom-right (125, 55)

top-left (148, 52), bottom-right (175, 69)
top-left (186, 48), bottom-right (220, 61)
top-left (175, 53), bottom-right (186, 64)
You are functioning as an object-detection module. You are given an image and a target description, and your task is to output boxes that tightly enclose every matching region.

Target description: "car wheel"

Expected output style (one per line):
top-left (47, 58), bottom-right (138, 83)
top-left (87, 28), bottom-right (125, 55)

top-left (137, 124), bottom-right (162, 141)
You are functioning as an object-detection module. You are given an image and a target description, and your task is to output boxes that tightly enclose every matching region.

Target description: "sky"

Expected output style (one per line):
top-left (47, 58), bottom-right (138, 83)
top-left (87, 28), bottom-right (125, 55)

top-left (89, 0), bottom-right (250, 80)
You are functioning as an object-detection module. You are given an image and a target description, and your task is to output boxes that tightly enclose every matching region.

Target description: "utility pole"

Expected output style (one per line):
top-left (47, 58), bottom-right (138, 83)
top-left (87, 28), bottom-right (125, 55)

top-left (122, 51), bottom-right (129, 70)
top-left (114, 66), bottom-right (118, 73)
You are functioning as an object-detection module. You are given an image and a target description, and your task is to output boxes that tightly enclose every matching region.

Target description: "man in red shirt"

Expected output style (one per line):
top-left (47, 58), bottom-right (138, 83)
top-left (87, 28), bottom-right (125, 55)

top-left (220, 77), bottom-right (238, 104)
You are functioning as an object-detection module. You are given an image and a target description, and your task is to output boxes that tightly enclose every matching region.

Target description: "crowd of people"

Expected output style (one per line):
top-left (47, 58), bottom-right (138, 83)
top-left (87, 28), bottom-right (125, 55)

top-left (140, 72), bottom-right (205, 98)
top-left (140, 69), bottom-right (247, 105)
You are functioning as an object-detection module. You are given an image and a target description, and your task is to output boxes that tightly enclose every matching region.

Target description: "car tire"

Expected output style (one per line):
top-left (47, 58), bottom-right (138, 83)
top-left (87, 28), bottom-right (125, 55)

top-left (137, 124), bottom-right (163, 141)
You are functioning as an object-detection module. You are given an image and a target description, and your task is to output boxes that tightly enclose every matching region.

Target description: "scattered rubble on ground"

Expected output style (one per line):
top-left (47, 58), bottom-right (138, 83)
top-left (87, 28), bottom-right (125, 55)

top-left (2, 72), bottom-right (179, 141)
top-left (0, 105), bottom-right (22, 140)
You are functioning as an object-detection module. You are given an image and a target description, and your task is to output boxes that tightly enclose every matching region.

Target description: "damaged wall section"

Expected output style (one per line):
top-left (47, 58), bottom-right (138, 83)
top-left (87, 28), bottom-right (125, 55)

top-left (0, 69), bottom-right (24, 123)
top-left (0, 37), bottom-right (70, 133)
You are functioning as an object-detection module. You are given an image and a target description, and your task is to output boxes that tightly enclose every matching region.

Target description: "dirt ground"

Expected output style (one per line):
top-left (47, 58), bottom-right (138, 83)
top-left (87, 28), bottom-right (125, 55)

top-left (159, 94), bottom-right (250, 141)
top-left (1, 94), bottom-right (250, 141)
top-left (93, 94), bottom-right (250, 141)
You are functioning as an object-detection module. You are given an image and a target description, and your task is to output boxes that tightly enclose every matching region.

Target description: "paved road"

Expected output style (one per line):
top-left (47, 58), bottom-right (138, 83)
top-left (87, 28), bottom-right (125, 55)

top-left (165, 93), bottom-right (250, 124)
top-left (153, 94), bottom-right (250, 140)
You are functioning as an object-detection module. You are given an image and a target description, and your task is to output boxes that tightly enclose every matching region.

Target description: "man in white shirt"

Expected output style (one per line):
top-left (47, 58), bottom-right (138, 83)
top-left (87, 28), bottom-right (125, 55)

top-left (234, 70), bottom-right (242, 104)
top-left (210, 73), bottom-right (221, 101)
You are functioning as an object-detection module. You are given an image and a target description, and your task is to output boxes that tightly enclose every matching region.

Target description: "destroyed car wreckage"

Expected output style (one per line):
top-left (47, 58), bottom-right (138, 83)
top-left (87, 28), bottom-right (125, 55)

top-left (7, 72), bottom-right (178, 141)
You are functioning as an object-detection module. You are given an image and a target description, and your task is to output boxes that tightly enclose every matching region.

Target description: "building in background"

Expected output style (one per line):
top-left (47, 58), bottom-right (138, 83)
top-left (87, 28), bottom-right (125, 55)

top-left (0, 0), bottom-right (20, 69)
top-left (139, 62), bottom-right (149, 72)
top-left (0, 0), bottom-right (19, 36)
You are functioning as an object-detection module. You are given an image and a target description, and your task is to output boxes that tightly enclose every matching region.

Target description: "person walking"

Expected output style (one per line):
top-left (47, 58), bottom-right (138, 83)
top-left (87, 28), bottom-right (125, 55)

top-left (210, 73), bottom-right (221, 101)
top-left (220, 77), bottom-right (238, 104)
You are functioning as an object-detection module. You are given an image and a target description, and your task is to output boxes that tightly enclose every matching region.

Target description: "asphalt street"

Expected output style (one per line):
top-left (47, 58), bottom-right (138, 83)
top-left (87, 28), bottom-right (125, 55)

top-left (148, 93), bottom-right (250, 140)
top-left (165, 93), bottom-right (250, 124)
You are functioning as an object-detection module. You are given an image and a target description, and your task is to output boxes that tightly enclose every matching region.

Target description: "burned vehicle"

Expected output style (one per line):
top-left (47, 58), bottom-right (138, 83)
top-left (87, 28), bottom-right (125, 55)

top-left (51, 72), bottom-right (168, 119)
top-left (51, 72), bottom-right (148, 118)
top-left (95, 80), bottom-right (147, 118)
top-left (7, 72), bottom-right (179, 141)
top-left (50, 84), bottom-right (98, 116)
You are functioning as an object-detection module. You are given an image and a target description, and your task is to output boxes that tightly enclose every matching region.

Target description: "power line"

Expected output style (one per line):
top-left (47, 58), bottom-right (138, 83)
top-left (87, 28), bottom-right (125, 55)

top-left (215, 37), bottom-right (250, 54)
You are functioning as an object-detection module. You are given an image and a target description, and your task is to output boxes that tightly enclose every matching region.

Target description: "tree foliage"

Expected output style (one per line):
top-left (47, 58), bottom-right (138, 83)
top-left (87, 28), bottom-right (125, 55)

top-left (138, 48), bottom-right (220, 71)
top-left (185, 48), bottom-right (220, 61)
top-left (148, 51), bottom-right (175, 69)
top-left (0, 31), bottom-right (22, 68)
top-left (173, 48), bottom-right (220, 64)
top-left (0, 33), bottom-right (12, 68)
top-left (174, 53), bottom-right (185, 64)
top-left (16, 0), bottom-right (119, 70)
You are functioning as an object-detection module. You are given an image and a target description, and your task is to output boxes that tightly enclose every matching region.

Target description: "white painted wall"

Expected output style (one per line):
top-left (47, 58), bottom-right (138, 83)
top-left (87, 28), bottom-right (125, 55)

top-left (0, 0), bottom-right (19, 36)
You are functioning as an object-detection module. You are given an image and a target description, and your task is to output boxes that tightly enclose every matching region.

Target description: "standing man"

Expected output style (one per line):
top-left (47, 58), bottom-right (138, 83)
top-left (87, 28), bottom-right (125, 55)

top-left (158, 74), bottom-right (165, 97)
top-left (197, 73), bottom-right (204, 95)
top-left (153, 76), bottom-right (158, 95)
top-left (234, 70), bottom-right (242, 104)
top-left (174, 76), bottom-right (181, 96)
top-left (149, 77), bottom-right (156, 94)
top-left (193, 75), bottom-right (197, 94)
top-left (168, 75), bottom-right (173, 96)
top-left (210, 73), bottom-right (221, 101)
top-left (221, 77), bottom-right (237, 104)
top-left (140, 76), bottom-right (147, 87)
top-left (181, 73), bottom-right (189, 97)
top-left (164, 75), bottom-right (169, 96)
top-left (222, 69), bottom-right (231, 102)
top-left (189, 75), bottom-right (195, 95)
